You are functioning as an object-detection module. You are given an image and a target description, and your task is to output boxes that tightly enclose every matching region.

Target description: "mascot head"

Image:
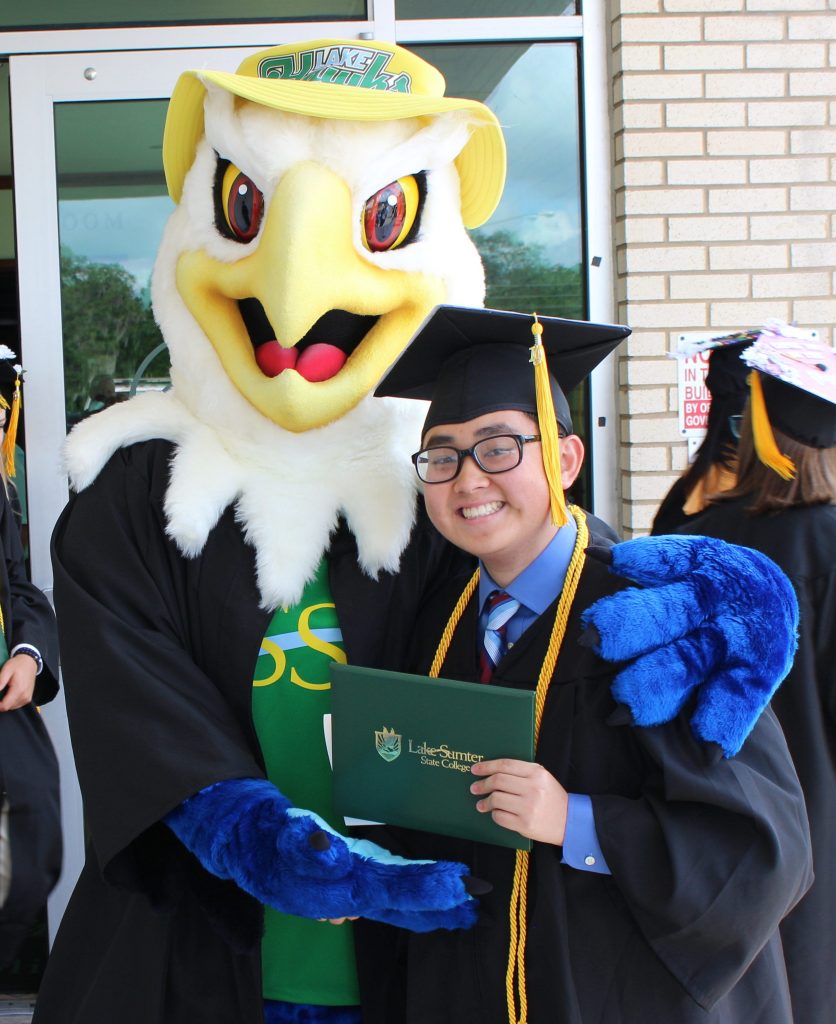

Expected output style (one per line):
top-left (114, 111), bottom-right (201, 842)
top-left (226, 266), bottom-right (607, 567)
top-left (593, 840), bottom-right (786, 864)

top-left (153, 39), bottom-right (506, 435)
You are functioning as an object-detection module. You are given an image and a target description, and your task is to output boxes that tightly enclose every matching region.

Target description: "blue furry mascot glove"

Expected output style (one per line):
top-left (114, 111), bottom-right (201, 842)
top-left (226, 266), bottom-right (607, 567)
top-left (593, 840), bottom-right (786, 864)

top-left (580, 535), bottom-right (799, 759)
top-left (165, 778), bottom-right (480, 931)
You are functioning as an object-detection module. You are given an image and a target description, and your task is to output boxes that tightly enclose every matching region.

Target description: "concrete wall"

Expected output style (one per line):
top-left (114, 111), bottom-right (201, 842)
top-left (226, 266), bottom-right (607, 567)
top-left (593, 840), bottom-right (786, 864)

top-left (609, 0), bottom-right (836, 534)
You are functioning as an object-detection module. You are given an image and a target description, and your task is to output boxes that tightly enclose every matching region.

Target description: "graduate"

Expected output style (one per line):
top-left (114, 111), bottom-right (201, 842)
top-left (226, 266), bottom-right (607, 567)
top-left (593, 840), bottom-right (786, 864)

top-left (676, 324), bottom-right (836, 1024)
top-left (358, 305), bottom-right (815, 1024)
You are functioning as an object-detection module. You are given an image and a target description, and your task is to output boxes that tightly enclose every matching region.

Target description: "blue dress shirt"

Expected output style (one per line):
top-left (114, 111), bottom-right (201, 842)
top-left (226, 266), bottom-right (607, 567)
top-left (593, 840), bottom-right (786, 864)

top-left (478, 520), bottom-right (611, 875)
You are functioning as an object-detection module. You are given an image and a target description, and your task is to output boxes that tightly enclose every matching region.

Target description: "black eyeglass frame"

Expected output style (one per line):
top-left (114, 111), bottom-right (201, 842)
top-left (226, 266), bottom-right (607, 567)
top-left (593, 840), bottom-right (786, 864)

top-left (411, 433), bottom-right (542, 484)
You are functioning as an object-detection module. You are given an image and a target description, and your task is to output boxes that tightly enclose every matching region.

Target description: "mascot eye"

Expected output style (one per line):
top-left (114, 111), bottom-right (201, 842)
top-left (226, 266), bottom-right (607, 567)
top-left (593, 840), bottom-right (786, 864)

top-left (217, 161), bottom-right (264, 243)
top-left (361, 174), bottom-right (423, 252)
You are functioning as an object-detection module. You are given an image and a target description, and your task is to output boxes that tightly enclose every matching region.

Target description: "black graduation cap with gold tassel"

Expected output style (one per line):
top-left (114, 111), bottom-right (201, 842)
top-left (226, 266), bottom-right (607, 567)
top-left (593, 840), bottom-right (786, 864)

top-left (375, 304), bottom-right (631, 525)
top-left (0, 346), bottom-right (23, 479)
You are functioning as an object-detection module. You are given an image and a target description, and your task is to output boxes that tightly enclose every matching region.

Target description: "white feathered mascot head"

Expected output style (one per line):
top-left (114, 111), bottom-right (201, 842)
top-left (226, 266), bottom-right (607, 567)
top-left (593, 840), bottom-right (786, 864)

top-left (66, 39), bottom-right (506, 608)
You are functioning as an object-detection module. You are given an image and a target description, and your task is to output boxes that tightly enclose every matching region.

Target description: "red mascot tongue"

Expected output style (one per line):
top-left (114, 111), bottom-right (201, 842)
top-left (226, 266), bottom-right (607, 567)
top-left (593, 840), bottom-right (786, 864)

top-left (255, 341), bottom-right (347, 382)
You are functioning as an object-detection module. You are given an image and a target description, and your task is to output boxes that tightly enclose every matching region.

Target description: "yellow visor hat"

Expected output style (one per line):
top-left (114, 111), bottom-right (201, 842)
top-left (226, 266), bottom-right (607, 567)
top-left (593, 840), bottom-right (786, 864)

top-left (163, 38), bottom-right (507, 229)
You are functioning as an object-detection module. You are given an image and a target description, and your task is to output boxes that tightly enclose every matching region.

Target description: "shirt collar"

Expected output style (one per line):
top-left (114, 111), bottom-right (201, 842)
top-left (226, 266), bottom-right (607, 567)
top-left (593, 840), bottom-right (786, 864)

top-left (478, 515), bottom-right (579, 616)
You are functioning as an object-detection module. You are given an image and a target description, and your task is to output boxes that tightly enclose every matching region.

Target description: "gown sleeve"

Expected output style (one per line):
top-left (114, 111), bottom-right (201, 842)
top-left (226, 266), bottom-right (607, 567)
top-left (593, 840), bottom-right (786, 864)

top-left (1, 483), bottom-right (58, 705)
top-left (50, 442), bottom-right (265, 887)
top-left (591, 704), bottom-right (813, 1010)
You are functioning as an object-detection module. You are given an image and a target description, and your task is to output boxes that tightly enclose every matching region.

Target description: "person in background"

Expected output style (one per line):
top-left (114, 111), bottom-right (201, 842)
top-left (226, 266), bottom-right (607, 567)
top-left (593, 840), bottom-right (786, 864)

top-left (355, 306), bottom-right (813, 1024)
top-left (0, 442), bottom-right (60, 968)
top-left (652, 329), bottom-right (754, 535)
top-left (0, 351), bottom-right (27, 543)
top-left (676, 322), bottom-right (835, 1024)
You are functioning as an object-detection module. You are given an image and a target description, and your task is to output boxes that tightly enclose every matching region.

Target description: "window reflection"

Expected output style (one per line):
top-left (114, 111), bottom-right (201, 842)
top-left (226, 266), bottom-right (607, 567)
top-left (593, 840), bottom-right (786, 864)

top-left (54, 100), bottom-right (173, 429)
top-left (399, 0), bottom-right (576, 17)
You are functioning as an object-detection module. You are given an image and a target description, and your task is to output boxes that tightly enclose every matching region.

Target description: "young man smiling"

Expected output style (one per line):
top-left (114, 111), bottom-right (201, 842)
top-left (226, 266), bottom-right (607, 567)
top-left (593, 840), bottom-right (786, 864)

top-left (355, 305), bottom-right (813, 1024)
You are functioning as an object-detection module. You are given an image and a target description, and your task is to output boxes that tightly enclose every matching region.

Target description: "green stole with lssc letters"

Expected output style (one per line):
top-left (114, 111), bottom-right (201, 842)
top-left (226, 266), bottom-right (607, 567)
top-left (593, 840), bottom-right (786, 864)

top-left (252, 558), bottom-right (359, 1006)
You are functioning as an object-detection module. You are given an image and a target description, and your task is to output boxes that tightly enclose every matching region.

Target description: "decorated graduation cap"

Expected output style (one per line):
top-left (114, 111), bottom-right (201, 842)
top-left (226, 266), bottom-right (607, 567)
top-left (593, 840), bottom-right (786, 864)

top-left (741, 322), bottom-right (836, 479)
top-left (376, 304), bottom-right (631, 527)
top-left (0, 346), bottom-right (22, 478)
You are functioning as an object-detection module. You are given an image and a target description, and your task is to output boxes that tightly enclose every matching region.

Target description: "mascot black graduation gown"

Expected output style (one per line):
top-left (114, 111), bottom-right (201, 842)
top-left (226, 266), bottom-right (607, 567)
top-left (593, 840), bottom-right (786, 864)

top-left (34, 38), bottom-right (808, 1024)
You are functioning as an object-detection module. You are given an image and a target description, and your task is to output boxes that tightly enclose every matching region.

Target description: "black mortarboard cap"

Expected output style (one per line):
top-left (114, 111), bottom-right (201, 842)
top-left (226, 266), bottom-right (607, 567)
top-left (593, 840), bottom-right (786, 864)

top-left (375, 305), bottom-right (631, 436)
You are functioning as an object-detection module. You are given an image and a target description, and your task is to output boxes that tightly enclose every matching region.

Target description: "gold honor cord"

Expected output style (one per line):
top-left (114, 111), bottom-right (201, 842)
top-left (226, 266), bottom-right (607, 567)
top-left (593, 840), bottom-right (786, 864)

top-left (428, 506), bottom-right (590, 1024)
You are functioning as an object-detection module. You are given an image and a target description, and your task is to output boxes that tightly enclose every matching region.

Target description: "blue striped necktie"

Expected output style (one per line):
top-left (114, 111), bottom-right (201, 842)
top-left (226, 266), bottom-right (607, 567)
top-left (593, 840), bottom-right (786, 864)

top-left (479, 590), bottom-right (520, 682)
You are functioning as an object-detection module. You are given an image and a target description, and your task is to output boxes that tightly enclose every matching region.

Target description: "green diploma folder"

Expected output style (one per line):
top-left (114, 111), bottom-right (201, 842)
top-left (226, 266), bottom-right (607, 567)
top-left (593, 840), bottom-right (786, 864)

top-left (330, 663), bottom-right (535, 850)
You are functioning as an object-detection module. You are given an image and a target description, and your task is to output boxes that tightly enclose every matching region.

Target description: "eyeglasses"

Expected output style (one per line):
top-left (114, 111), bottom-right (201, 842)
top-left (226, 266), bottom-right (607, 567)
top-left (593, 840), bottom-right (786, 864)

top-left (728, 414), bottom-right (743, 440)
top-left (412, 433), bottom-right (541, 484)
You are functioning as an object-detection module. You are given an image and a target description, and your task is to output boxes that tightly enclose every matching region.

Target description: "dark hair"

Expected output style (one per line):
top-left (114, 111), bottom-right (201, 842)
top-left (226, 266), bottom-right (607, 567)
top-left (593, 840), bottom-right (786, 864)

top-left (717, 403), bottom-right (836, 515)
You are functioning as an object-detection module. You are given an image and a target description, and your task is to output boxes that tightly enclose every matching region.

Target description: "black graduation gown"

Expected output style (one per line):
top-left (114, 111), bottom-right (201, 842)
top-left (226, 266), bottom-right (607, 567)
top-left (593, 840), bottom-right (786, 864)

top-left (354, 541), bottom-right (813, 1024)
top-left (34, 440), bottom-right (460, 1024)
top-left (677, 498), bottom-right (836, 1024)
top-left (0, 482), bottom-right (60, 965)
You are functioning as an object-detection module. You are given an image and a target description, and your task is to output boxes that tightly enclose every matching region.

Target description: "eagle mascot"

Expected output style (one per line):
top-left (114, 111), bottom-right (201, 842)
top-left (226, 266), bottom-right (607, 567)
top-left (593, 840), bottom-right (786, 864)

top-left (33, 39), bottom-right (799, 1024)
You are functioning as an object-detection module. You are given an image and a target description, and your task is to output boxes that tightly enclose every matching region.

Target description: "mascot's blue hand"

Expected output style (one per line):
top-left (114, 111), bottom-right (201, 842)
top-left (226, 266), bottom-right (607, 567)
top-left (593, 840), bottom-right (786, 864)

top-left (164, 779), bottom-right (479, 932)
top-left (580, 535), bottom-right (799, 758)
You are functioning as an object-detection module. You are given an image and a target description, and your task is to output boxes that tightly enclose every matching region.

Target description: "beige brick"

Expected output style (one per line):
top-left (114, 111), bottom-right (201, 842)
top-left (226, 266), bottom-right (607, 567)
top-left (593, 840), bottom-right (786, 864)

top-left (710, 299), bottom-right (791, 322)
top-left (751, 213), bottom-right (828, 239)
top-left (626, 331), bottom-right (670, 356)
top-left (748, 0), bottom-right (825, 9)
top-left (791, 240), bottom-right (836, 264)
top-left (748, 100), bottom-right (827, 126)
top-left (623, 218), bottom-right (667, 243)
top-left (750, 156), bottom-right (829, 182)
top-left (622, 188), bottom-right (704, 215)
top-left (752, 271), bottom-right (830, 297)
top-left (623, 472), bottom-right (682, 502)
top-left (708, 187), bottom-right (787, 213)
top-left (624, 302), bottom-right (707, 328)
top-left (619, 44), bottom-right (663, 71)
top-left (623, 358), bottom-right (679, 386)
top-left (618, 17), bottom-right (702, 44)
top-left (670, 273), bottom-right (749, 299)
top-left (668, 158), bottom-right (747, 185)
top-left (621, 160), bottom-right (666, 187)
top-left (791, 127), bottom-right (836, 152)
top-left (619, 73), bottom-right (703, 101)
top-left (625, 275), bottom-right (667, 301)
top-left (620, 387), bottom-right (671, 415)
top-left (705, 71), bottom-right (786, 98)
top-left (709, 243), bottom-right (788, 269)
top-left (671, 444), bottom-right (691, 472)
top-left (625, 502), bottom-right (660, 535)
top-left (793, 298), bottom-right (836, 321)
top-left (617, 103), bottom-right (665, 129)
top-left (788, 14), bottom-right (836, 39)
top-left (622, 130), bottom-right (704, 157)
top-left (705, 15), bottom-right (786, 40)
top-left (625, 415), bottom-right (687, 443)
top-left (664, 44), bottom-right (745, 70)
top-left (620, 445), bottom-right (670, 473)
top-left (664, 0), bottom-right (741, 10)
top-left (707, 129), bottom-right (787, 155)
top-left (747, 42), bottom-right (827, 68)
top-left (618, 0), bottom-right (664, 14)
top-left (666, 101), bottom-right (746, 127)
top-left (669, 215), bottom-right (748, 240)
top-left (791, 183), bottom-right (836, 209)
top-left (790, 71), bottom-right (836, 96)
top-left (622, 246), bottom-right (707, 273)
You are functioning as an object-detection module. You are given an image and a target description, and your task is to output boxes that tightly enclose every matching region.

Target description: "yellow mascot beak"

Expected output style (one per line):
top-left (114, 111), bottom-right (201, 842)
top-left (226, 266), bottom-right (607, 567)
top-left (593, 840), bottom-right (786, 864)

top-left (175, 160), bottom-right (446, 432)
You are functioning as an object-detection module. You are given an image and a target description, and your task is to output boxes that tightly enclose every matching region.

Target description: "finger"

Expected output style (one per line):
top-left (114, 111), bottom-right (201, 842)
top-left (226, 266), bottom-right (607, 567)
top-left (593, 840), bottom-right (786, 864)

top-left (471, 773), bottom-right (530, 798)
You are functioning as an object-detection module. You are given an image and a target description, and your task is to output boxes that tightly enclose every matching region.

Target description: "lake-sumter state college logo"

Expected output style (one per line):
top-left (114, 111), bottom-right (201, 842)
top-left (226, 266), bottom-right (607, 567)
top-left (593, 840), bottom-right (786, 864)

top-left (375, 726), bottom-right (402, 762)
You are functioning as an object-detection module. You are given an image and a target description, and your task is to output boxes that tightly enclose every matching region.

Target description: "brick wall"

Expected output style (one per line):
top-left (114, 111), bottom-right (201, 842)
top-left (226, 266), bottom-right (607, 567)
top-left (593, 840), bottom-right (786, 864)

top-left (610, 0), bottom-right (836, 534)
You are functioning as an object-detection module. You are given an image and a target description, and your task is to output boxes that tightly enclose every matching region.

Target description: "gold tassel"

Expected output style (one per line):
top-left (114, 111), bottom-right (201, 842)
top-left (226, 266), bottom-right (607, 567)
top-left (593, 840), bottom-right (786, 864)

top-left (529, 315), bottom-right (568, 528)
top-left (1, 370), bottom-right (21, 479)
top-left (749, 371), bottom-right (795, 480)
